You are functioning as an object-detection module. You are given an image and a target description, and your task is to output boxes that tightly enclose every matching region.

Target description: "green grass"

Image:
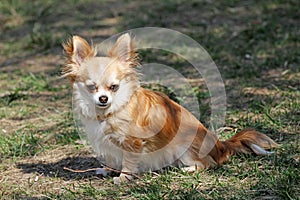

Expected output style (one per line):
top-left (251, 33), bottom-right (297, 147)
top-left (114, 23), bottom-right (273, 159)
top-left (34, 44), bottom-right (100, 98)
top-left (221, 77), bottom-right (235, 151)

top-left (0, 0), bottom-right (299, 199)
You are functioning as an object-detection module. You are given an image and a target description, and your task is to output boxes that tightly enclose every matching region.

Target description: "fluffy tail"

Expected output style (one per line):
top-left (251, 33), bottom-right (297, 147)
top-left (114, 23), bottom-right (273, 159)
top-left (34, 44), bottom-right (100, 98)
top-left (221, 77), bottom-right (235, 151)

top-left (222, 129), bottom-right (280, 156)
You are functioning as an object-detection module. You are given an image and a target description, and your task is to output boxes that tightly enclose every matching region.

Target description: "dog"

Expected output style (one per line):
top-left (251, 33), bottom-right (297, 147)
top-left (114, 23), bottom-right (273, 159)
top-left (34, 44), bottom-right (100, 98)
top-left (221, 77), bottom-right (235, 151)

top-left (62, 33), bottom-right (279, 184)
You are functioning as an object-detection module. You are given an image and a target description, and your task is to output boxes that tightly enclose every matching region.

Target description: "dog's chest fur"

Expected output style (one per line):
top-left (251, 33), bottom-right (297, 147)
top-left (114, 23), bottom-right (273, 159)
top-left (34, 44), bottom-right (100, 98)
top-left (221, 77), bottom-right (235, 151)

top-left (73, 82), bottom-right (134, 168)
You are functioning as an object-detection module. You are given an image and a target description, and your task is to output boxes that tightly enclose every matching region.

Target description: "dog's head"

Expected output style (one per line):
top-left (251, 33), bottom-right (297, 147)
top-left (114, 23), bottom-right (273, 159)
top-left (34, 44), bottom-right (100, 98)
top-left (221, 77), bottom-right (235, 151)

top-left (62, 33), bottom-right (139, 111)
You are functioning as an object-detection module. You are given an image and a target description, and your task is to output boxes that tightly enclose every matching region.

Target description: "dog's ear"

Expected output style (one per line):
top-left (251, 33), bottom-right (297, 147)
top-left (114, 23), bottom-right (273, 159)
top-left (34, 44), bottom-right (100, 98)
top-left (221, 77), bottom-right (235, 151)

top-left (108, 33), bottom-right (138, 67)
top-left (62, 36), bottom-right (95, 81)
top-left (63, 36), bottom-right (95, 65)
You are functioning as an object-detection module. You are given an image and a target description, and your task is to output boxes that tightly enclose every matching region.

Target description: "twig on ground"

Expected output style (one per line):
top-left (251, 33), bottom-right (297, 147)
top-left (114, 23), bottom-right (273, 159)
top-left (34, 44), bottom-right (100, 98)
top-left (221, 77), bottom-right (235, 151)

top-left (63, 164), bottom-right (141, 179)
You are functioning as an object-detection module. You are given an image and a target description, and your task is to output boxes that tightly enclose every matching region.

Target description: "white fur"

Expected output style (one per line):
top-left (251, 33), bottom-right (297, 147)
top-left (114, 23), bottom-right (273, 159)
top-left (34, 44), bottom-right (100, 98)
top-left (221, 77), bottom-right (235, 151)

top-left (109, 78), bottom-right (139, 113)
top-left (73, 82), bottom-right (124, 169)
top-left (73, 82), bottom-right (96, 119)
top-left (250, 144), bottom-right (274, 155)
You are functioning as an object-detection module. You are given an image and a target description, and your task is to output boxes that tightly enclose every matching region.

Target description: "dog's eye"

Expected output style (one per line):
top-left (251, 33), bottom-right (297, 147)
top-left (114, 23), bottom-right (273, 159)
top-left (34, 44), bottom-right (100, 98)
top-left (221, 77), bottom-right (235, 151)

top-left (86, 84), bottom-right (97, 91)
top-left (109, 84), bottom-right (119, 92)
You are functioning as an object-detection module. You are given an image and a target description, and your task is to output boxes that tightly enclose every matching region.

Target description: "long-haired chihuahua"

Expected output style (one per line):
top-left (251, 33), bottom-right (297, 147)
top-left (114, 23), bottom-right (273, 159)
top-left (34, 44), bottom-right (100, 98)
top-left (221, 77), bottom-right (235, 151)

top-left (62, 33), bottom-right (279, 184)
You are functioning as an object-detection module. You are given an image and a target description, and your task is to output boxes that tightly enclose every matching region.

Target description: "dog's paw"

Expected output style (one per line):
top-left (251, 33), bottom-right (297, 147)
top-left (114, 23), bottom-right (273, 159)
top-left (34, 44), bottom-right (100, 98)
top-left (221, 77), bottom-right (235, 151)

top-left (113, 173), bottom-right (133, 184)
top-left (181, 166), bottom-right (197, 173)
top-left (95, 168), bottom-right (110, 177)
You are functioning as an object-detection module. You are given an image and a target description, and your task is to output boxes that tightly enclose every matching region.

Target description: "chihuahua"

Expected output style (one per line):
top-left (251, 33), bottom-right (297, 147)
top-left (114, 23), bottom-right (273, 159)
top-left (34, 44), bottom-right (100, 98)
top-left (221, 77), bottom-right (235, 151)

top-left (62, 33), bottom-right (279, 184)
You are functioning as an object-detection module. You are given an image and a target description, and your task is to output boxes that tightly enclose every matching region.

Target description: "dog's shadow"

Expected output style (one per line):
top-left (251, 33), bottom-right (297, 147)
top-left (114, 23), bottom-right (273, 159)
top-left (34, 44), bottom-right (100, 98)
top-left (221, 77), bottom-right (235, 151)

top-left (16, 156), bottom-right (117, 180)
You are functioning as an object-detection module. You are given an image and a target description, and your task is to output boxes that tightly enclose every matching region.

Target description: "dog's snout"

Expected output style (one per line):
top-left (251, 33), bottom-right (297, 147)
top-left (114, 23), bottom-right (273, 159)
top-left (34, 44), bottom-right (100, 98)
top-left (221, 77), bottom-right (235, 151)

top-left (99, 95), bottom-right (108, 104)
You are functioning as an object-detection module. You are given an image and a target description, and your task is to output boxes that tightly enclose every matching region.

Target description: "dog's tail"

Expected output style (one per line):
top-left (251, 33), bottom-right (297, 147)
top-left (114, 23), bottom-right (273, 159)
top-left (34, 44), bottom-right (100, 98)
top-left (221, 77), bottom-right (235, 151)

top-left (192, 128), bottom-right (280, 169)
top-left (221, 129), bottom-right (280, 158)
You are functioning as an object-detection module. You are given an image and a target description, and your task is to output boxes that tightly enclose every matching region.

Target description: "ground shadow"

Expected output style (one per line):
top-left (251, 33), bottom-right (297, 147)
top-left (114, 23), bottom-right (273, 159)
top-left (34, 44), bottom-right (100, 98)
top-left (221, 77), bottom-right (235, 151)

top-left (16, 156), bottom-right (116, 180)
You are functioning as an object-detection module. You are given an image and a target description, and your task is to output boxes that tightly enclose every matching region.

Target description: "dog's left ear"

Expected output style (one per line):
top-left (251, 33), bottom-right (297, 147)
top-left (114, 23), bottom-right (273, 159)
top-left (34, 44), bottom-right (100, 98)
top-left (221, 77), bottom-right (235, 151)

top-left (109, 33), bottom-right (138, 67)
top-left (62, 36), bottom-right (95, 81)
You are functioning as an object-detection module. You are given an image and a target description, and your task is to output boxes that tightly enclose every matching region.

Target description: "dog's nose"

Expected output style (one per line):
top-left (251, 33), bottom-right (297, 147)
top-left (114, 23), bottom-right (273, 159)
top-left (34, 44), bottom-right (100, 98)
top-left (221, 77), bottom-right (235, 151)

top-left (99, 95), bottom-right (108, 104)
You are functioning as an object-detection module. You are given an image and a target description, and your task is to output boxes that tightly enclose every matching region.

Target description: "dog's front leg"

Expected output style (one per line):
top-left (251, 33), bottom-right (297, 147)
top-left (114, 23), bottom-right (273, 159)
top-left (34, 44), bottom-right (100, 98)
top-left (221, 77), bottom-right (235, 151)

top-left (95, 154), bottom-right (117, 177)
top-left (113, 151), bottom-right (140, 184)
top-left (113, 137), bottom-right (143, 184)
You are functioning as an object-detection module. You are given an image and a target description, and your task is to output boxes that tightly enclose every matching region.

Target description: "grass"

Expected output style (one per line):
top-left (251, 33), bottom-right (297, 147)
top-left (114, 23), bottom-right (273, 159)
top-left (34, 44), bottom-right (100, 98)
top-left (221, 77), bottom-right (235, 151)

top-left (0, 0), bottom-right (299, 199)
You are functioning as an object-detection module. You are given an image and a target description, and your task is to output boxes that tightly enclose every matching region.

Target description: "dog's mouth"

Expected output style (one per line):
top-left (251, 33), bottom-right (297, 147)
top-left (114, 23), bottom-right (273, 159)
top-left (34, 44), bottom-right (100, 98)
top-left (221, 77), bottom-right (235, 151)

top-left (96, 103), bottom-right (111, 109)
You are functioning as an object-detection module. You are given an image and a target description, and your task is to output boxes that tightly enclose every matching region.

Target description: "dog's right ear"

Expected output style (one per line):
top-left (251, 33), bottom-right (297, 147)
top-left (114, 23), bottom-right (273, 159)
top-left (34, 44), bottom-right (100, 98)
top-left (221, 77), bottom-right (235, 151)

top-left (62, 36), bottom-right (95, 81)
